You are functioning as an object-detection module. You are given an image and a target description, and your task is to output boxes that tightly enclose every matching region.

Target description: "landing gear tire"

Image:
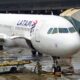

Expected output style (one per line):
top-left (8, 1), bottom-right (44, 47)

top-left (10, 67), bottom-right (17, 73)
top-left (0, 45), bottom-right (3, 50)
top-left (57, 66), bottom-right (61, 72)
top-left (38, 52), bottom-right (43, 57)
top-left (32, 50), bottom-right (36, 57)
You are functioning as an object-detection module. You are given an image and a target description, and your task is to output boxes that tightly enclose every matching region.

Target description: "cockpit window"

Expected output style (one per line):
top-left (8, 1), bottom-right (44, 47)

top-left (48, 27), bottom-right (76, 34)
top-left (52, 28), bottom-right (57, 34)
top-left (69, 27), bottom-right (76, 33)
top-left (47, 28), bottom-right (53, 34)
top-left (59, 28), bottom-right (68, 33)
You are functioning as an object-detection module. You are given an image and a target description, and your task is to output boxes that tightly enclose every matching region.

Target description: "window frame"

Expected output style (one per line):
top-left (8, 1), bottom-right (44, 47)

top-left (59, 28), bottom-right (68, 33)
top-left (47, 28), bottom-right (53, 34)
top-left (52, 28), bottom-right (57, 34)
top-left (69, 27), bottom-right (76, 33)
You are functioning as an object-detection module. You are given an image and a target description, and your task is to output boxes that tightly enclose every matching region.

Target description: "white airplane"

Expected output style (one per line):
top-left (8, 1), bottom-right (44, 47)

top-left (0, 14), bottom-right (80, 71)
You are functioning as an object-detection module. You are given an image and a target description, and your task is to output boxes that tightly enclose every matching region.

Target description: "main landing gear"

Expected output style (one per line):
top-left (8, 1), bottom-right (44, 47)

top-left (32, 50), bottom-right (43, 57)
top-left (52, 56), bottom-right (61, 76)
top-left (32, 50), bottom-right (42, 74)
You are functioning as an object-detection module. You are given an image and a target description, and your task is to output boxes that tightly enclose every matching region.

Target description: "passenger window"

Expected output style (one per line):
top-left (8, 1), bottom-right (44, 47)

top-left (59, 28), bottom-right (68, 33)
top-left (69, 27), bottom-right (75, 33)
top-left (47, 28), bottom-right (53, 34)
top-left (52, 28), bottom-right (57, 34)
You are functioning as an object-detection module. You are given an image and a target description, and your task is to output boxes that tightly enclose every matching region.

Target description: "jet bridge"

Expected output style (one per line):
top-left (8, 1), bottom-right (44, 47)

top-left (60, 8), bottom-right (80, 33)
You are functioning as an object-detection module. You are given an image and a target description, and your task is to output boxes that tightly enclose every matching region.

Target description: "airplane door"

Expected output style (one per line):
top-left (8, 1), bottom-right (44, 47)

top-left (35, 28), bottom-right (40, 42)
top-left (35, 20), bottom-right (44, 43)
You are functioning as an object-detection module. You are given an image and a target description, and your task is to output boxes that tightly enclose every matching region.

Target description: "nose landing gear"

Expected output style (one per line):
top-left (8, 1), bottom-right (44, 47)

top-left (52, 56), bottom-right (61, 76)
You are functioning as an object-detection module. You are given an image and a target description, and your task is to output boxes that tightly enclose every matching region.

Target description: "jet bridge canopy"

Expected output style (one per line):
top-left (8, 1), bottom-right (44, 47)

top-left (0, 0), bottom-right (79, 12)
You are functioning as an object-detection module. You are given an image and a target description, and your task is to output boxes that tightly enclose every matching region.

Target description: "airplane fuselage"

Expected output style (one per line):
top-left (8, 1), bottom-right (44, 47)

top-left (0, 14), bottom-right (79, 57)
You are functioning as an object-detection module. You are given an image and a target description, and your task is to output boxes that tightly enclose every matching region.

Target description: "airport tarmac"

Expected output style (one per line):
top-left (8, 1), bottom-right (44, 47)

top-left (0, 48), bottom-right (80, 80)
top-left (66, 75), bottom-right (80, 80)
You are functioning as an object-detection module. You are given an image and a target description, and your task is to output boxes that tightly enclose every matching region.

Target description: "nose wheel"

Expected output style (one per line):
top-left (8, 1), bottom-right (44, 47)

top-left (52, 56), bottom-right (61, 75)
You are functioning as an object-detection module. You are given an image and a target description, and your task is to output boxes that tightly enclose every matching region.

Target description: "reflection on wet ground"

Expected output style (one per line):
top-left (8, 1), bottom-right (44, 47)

top-left (65, 75), bottom-right (80, 80)
top-left (0, 73), bottom-right (53, 80)
top-left (0, 72), bottom-right (80, 80)
top-left (0, 73), bottom-right (62, 80)
top-left (0, 72), bottom-right (71, 80)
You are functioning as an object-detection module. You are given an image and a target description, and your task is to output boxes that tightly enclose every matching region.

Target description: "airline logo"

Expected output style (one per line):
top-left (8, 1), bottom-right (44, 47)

top-left (17, 20), bottom-right (38, 28)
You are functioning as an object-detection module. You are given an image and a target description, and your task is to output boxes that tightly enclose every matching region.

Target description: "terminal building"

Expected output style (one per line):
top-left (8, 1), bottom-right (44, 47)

top-left (0, 0), bottom-right (79, 14)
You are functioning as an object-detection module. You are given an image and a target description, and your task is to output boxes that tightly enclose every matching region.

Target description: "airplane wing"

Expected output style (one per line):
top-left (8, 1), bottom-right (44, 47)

top-left (0, 24), bottom-right (34, 50)
top-left (10, 36), bottom-right (34, 50)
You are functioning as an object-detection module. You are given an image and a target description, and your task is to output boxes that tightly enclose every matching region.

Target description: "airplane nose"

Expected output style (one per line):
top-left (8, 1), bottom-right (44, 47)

top-left (70, 41), bottom-right (80, 50)
top-left (55, 33), bottom-right (80, 56)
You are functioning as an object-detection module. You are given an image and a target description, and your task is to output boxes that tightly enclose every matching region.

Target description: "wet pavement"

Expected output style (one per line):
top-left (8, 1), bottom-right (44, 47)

top-left (0, 51), bottom-right (80, 80)
top-left (65, 75), bottom-right (80, 80)
top-left (1, 73), bottom-right (80, 80)
top-left (0, 73), bottom-right (68, 80)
